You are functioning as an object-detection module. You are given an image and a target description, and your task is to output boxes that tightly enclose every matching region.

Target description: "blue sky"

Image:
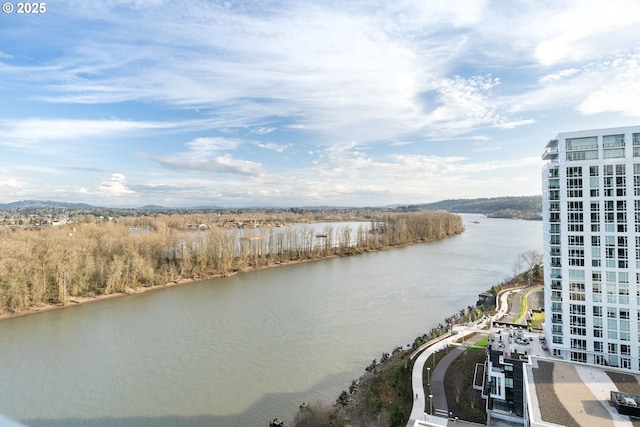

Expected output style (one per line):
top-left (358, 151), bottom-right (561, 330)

top-left (2, 0), bottom-right (640, 207)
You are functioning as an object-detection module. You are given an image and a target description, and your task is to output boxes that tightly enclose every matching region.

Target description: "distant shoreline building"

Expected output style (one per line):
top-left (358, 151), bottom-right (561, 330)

top-left (541, 125), bottom-right (640, 369)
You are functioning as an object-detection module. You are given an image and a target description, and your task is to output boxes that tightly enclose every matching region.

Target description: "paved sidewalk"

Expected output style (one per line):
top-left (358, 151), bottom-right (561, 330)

top-left (406, 288), bottom-right (512, 426)
top-left (430, 347), bottom-right (465, 415)
top-left (406, 328), bottom-right (477, 426)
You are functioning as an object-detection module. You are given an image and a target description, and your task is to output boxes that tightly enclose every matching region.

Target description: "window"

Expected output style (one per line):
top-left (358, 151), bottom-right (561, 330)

top-left (567, 151), bottom-right (598, 161)
top-left (594, 323), bottom-right (603, 338)
top-left (571, 339), bottom-right (587, 350)
top-left (617, 200), bottom-right (628, 232)
top-left (570, 315), bottom-right (586, 326)
top-left (568, 248), bottom-right (584, 266)
top-left (567, 166), bottom-right (582, 177)
top-left (593, 275), bottom-right (602, 303)
top-left (604, 149), bottom-right (624, 159)
top-left (604, 134), bottom-right (625, 148)
top-left (566, 175), bottom-right (583, 197)
top-left (570, 282), bottom-right (585, 300)
top-left (621, 320), bottom-right (630, 341)
top-left (567, 137), bottom-right (597, 151)
top-left (568, 237), bottom-right (584, 247)
top-left (570, 304), bottom-right (586, 315)
top-left (570, 326), bottom-right (586, 336)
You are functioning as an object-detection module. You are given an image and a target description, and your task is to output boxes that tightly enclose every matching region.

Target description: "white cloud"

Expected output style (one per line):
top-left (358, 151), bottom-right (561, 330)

top-left (579, 56), bottom-right (640, 117)
top-left (0, 176), bottom-right (21, 189)
top-left (5, 0), bottom-right (640, 207)
top-left (531, 1), bottom-right (640, 66)
top-left (151, 136), bottom-right (265, 176)
top-left (255, 142), bottom-right (289, 153)
top-left (155, 153), bottom-right (264, 177)
top-left (506, 51), bottom-right (640, 117)
top-left (0, 118), bottom-right (199, 149)
top-left (99, 173), bottom-right (134, 196)
top-left (252, 127), bottom-right (277, 135)
top-left (539, 68), bottom-right (580, 84)
top-left (186, 137), bottom-right (244, 156)
top-left (2, 1), bottom-right (486, 141)
top-left (421, 75), bottom-right (533, 135)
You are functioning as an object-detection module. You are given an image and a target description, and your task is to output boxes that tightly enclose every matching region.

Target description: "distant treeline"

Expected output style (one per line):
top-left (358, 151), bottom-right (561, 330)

top-left (409, 196), bottom-right (541, 220)
top-left (0, 211), bottom-right (462, 313)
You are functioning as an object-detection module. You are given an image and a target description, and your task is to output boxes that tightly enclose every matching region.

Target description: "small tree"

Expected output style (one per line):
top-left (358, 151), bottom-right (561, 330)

top-left (518, 250), bottom-right (543, 285)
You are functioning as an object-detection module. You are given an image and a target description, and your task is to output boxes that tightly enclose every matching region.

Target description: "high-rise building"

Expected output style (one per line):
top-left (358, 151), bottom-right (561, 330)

top-left (542, 125), bottom-right (640, 370)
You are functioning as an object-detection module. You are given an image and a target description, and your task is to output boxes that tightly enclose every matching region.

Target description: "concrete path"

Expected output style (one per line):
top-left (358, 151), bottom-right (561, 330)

top-left (407, 288), bottom-right (516, 426)
top-left (430, 347), bottom-right (465, 414)
top-left (406, 328), bottom-right (477, 426)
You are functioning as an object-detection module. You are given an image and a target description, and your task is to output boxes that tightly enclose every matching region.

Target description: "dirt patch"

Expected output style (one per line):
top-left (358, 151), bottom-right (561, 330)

top-left (526, 286), bottom-right (544, 311)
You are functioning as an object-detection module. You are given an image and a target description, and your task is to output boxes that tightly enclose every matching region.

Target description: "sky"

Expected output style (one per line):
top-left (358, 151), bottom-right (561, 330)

top-left (2, 1), bottom-right (640, 208)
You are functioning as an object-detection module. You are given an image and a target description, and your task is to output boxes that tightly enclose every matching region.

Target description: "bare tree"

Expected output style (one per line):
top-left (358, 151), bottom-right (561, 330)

top-left (518, 250), bottom-right (543, 285)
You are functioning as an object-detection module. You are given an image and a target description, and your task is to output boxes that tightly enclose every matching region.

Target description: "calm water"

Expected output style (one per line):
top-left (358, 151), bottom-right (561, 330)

top-left (0, 214), bottom-right (540, 426)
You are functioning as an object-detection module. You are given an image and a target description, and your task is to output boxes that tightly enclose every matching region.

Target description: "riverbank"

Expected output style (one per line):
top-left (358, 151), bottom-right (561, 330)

top-left (0, 240), bottom-right (438, 322)
top-left (290, 273), bottom-right (544, 426)
top-left (0, 211), bottom-right (464, 316)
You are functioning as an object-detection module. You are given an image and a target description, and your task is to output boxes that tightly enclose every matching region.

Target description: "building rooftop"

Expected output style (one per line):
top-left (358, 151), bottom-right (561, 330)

top-left (525, 357), bottom-right (640, 426)
top-left (488, 321), bottom-right (549, 361)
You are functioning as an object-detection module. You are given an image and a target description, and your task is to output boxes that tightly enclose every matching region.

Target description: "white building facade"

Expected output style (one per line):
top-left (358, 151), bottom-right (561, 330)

top-left (542, 125), bottom-right (640, 370)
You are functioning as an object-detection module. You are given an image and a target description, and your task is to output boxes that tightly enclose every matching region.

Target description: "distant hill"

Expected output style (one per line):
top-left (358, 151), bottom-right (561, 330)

top-left (0, 197), bottom-right (542, 219)
top-left (138, 204), bottom-right (170, 211)
top-left (0, 200), bottom-right (96, 210)
top-left (415, 196), bottom-right (542, 220)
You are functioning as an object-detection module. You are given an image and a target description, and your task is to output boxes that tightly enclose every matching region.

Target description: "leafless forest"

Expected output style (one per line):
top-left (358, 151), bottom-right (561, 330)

top-left (0, 211), bottom-right (462, 314)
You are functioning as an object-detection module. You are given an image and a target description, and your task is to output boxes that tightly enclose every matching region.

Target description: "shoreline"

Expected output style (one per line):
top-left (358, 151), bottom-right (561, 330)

top-left (0, 240), bottom-right (429, 322)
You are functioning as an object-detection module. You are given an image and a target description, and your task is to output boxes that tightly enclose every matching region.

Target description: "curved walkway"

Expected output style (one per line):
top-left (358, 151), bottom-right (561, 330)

top-left (406, 327), bottom-right (478, 426)
top-left (407, 288), bottom-right (516, 426)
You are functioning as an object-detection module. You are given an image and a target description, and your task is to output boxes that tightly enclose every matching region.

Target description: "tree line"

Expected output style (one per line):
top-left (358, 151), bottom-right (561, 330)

top-left (0, 211), bottom-right (463, 314)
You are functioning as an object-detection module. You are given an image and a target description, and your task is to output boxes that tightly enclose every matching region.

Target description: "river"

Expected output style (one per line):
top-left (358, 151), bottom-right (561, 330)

top-left (0, 214), bottom-right (541, 426)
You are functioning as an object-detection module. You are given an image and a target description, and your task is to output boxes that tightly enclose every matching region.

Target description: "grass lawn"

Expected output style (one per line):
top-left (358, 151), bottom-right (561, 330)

top-left (473, 336), bottom-right (489, 347)
top-left (530, 311), bottom-right (544, 329)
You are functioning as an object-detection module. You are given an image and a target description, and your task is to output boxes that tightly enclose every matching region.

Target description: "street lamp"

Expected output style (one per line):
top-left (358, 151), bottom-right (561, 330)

top-left (427, 367), bottom-right (430, 387)
top-left (429, 394), bottom-right (433, 415)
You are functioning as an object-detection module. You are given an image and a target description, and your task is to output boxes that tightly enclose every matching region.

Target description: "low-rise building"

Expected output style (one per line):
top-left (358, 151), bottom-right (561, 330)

top-left (484, 321), bottom-right (640, 426)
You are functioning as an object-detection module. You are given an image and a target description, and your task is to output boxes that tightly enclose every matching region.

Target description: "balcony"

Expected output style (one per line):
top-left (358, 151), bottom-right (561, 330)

top-left (542, 148), bottom-right (558, 160)
top-left (603, 141), bottom-right (625, 149)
